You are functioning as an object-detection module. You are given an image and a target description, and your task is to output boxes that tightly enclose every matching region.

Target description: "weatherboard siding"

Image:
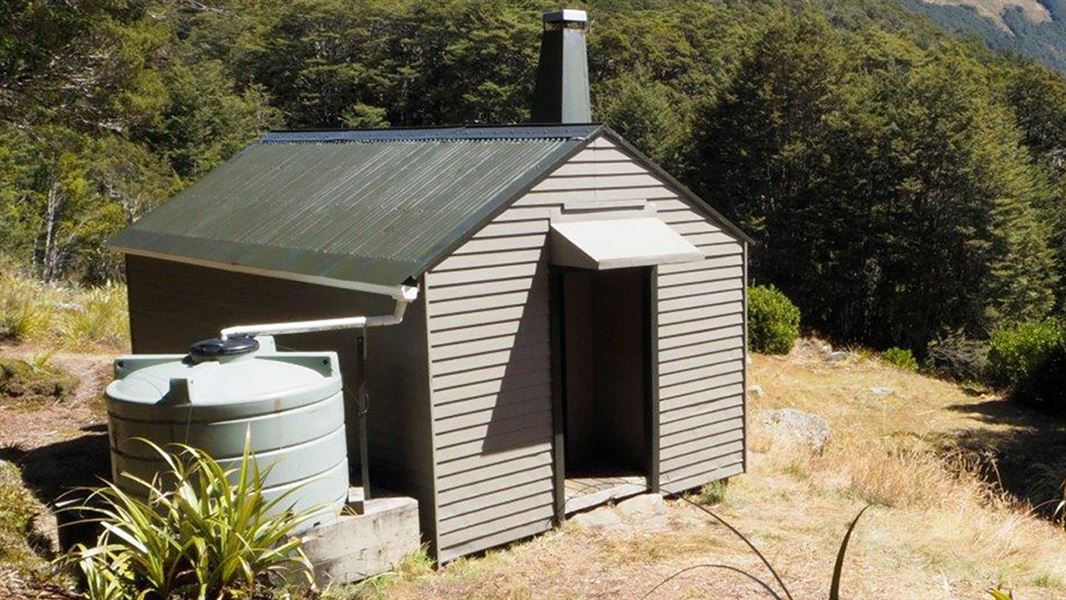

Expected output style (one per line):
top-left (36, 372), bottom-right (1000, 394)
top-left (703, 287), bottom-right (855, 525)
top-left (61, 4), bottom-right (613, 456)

top-left (424, 135), bottom-right (746, 561)
top-left (651, 193), bottom-right (748, 495)
top-left (425, 136), bottom-right (652, 561)
top-left (123, 256), bottom-right (440, 545)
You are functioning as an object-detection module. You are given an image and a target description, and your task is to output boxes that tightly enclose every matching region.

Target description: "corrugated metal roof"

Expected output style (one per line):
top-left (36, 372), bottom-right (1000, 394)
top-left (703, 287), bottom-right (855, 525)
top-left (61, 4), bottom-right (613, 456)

top-left (111, 125), bottom-right (602, 294)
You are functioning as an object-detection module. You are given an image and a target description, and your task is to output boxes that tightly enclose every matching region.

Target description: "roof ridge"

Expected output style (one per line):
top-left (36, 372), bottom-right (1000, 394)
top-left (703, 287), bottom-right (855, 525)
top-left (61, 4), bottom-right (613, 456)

top-left (261, 124), bottom-right (602, 144)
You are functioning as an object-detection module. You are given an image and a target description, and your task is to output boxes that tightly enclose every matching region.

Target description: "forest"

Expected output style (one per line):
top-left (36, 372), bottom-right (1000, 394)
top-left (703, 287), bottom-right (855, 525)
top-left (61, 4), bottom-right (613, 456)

top-left (4, 0), bottom-right (1066, 359)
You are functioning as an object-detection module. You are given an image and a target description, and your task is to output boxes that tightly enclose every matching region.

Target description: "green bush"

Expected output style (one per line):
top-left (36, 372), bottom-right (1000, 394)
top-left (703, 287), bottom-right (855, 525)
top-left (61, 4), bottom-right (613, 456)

top-left (748, 285), bottom-right (801, 355)
top-left (987, 320), bottom-right (1065, 389)
top-left (881, 347), bottom-right (918, 371)
top-left (62, 439), bottom-right (315, 600)
top-left (1012, 341), bottom-right (1066, 414)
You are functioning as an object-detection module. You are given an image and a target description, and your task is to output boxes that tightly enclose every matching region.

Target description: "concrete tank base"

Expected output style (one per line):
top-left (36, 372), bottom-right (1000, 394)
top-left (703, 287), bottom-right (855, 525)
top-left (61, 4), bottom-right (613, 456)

top-left (301, 488), bottom-right (420, 586)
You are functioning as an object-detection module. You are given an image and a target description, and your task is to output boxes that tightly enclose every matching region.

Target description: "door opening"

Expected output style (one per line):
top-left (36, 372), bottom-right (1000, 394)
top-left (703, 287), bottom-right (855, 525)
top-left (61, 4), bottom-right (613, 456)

top-left (557, 267), bottom-right (651, 514)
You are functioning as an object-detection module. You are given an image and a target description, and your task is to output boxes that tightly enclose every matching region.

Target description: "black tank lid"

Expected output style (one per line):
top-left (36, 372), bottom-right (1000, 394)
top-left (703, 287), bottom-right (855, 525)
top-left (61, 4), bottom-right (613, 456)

top-left (189, 335), bottom-right (260, 359)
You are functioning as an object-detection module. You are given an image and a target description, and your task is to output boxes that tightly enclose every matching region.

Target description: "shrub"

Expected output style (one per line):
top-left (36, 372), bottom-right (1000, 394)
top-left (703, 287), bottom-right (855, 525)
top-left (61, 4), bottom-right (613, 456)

top-left (1012, 341), bottom-right (1066, 414)
top-left (924, 332), bottom-right (990, 382)
top-left (62, 439), bottom-right (315, 600)
top-left (987, 320), bottom-right (1064, 389)
top-left (882, 347), bottom-right (918, 371)
top-left (748, 285), bottom-right (801, 355)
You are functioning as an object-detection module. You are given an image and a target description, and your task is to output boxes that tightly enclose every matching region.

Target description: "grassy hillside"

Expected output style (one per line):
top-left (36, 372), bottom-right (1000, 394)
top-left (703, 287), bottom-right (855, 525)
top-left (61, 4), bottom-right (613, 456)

top-left (903, 0), bottom-right (1066, 71)
top-left (346, 343), bottom-right (1066, 599)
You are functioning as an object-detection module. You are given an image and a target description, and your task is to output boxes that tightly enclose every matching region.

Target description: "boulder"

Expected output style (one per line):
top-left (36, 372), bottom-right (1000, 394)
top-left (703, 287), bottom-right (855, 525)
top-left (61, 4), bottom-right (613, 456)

top-left (825, 351), bottom-right (852, 363)
top-left (616, 493), bottom-right (667, 518)
top-left (759, 408), bottom-right (831, 454)
top-left (870, 386), bottom-right (895, 397)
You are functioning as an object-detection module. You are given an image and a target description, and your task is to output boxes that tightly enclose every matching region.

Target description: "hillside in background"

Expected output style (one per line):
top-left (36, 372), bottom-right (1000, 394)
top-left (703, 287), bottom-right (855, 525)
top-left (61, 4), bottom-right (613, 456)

top-left (903, 0), bottom-right (1066, 71)
top-left (4, 0), bottom-right (1066, 357)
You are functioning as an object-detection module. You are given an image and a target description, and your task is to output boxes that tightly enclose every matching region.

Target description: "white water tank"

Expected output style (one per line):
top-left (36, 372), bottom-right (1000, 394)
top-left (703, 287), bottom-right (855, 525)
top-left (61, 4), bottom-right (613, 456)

top-left (105, 335), bottom-right (348, 530)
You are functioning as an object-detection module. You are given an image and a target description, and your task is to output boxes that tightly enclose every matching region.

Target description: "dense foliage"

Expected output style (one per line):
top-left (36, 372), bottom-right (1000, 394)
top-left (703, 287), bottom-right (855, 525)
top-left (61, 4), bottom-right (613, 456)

top-left (3, 0), bottom-right (1066, 357)
top-left (987, 319), bottom-right (1065, 387)
top-left (987, 319), bottom-right (1066, 411)
top-left (748, 284), bottom-right (802, 355)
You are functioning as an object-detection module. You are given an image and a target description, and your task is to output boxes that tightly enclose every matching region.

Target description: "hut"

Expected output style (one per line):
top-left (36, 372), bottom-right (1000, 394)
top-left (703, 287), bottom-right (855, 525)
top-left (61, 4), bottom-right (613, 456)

top-left (110, 9), bottom-right (753, 563)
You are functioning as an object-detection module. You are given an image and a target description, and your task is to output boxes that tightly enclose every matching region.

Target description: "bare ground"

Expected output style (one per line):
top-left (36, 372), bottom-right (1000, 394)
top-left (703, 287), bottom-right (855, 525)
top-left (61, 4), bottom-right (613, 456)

top-left (0, 344), bottom-right (110, 600)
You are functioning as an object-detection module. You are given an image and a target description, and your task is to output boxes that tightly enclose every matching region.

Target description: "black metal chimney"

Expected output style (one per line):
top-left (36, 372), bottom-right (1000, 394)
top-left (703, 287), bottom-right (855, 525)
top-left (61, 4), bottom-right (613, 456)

top-left (532, 9), bottom-right (591, 123)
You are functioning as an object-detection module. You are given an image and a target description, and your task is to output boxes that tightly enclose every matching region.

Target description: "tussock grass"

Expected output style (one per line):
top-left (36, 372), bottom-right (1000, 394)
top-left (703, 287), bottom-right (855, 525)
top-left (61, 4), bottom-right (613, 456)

top-left (748, 339), bottom-right (1066, 594)
top-left (0, 267), bottom-right (128, 351)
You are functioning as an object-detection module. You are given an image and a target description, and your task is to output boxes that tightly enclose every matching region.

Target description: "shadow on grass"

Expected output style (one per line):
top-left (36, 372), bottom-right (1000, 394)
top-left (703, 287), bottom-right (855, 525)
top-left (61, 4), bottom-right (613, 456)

top-left (940, 397), bottom-right (1066, 516)
top-left (0, 424), bottom-right (110, 550)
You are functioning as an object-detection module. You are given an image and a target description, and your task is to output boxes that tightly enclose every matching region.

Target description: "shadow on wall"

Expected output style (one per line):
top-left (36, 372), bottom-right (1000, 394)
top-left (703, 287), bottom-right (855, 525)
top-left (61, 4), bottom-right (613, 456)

top-left (940, 398), bottom-right (1066, 517)
top-left (479, 258), bottom-right (553, 457)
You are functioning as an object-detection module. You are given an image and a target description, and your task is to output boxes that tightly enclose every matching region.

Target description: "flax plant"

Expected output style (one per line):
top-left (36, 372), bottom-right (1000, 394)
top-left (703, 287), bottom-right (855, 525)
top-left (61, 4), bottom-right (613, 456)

top-left (61, 437), bottom-right (316, 599)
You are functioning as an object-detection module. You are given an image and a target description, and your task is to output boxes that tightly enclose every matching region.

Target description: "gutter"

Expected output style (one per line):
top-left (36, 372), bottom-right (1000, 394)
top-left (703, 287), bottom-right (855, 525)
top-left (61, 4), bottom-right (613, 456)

top-left (219, 285), bottom-right (420, 339)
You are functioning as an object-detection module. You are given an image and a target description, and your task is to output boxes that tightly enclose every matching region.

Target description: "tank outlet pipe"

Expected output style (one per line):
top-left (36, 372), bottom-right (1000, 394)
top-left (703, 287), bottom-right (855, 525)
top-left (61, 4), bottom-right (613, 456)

top-left (215, 283), bottom-right (419, 503)
top-left (218, 285), bottom-right (419, 340)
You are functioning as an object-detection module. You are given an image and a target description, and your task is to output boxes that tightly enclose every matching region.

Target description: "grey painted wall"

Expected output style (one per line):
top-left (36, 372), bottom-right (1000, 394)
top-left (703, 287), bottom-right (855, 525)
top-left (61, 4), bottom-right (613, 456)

top-left (124, 256), bottom-right (440, 551)
top-left (423, 133), bottom-right (747, 561)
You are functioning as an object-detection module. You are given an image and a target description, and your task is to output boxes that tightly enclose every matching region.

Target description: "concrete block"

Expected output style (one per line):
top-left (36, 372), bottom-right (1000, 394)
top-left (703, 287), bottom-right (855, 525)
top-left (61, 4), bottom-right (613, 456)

top-left (569, 507), bottom-right (623, 531)
top-left (301, 495), bottom-right (419, 585)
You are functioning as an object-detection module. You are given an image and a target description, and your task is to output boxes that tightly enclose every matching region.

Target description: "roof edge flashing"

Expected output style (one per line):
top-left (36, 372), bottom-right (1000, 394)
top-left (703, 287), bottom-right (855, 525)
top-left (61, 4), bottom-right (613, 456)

top-left (116, 247), bottom-right (414, 300)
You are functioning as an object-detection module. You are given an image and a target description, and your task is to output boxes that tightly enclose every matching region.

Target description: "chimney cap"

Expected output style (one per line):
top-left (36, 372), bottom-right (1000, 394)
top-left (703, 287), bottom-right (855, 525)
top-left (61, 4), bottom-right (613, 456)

top-left (543, 9), bottom-right (588, 24)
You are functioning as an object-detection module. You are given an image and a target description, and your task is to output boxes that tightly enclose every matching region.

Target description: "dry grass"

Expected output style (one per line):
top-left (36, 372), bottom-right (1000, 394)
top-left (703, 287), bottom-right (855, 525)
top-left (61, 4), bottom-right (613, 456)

top-left (0, 269), bottom-right (129, 352)
top-left (361, 339), bottom-right (1066, 599)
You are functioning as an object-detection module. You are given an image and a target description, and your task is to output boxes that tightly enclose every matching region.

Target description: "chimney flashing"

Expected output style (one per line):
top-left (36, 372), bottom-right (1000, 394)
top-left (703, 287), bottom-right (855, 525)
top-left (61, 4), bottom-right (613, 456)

top-left (543, 9), bottom-right (588, 25)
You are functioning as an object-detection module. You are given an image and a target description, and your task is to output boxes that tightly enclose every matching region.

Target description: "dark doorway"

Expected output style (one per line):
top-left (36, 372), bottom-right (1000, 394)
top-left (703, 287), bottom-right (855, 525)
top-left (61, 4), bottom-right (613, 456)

top-left (556, 268), bottom-right (651, 513)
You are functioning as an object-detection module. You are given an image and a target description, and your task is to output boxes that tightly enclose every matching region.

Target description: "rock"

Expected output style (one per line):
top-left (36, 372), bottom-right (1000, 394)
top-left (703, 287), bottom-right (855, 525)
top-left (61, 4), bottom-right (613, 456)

top-left (748, 384), bottom-right (764, 398)
top-left (759, 408), bottom-right (831, 454)
top-left (616, 493), bottom-right (666, 518)
top-left (870, 386), bottom-right (895, 397)
top-left (640, 514), bottom-right (672, 532)
top-left (570, 507), bottom-right (623, 530)
top-left (825, 351), bottom-right (851, 363)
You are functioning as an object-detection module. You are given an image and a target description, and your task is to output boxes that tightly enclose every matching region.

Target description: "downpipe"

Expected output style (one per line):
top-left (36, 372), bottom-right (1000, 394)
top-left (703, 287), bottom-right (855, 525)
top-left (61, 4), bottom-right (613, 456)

top-left (216, 284), bottom-right (420, 501)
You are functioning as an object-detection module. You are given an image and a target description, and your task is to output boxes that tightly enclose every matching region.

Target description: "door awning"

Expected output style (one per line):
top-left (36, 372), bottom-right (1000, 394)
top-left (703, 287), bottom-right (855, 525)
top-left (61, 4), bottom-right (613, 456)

top-left (550, 216), bottom-right (703, 270)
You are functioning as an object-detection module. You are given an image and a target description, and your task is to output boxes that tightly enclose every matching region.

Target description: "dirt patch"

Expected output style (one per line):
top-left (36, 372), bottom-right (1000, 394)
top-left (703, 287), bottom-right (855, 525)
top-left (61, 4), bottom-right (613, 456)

top-left (0, 345), bottom-right (109, 449)
top-left (0, 343), bottom-right (112, 580)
